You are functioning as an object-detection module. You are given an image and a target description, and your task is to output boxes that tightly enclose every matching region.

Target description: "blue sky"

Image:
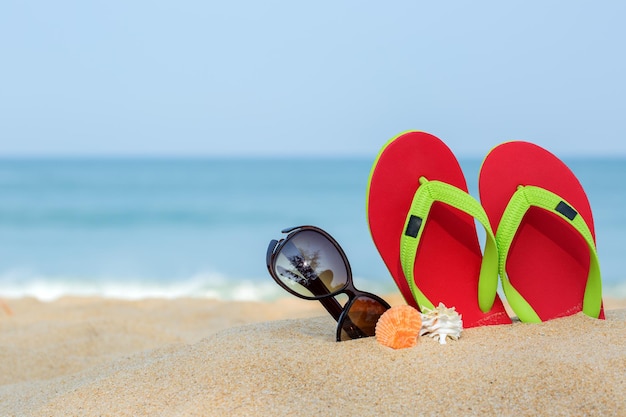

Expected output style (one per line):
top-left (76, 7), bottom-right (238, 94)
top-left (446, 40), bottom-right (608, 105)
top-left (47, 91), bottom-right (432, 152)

top-left (1, 2), bottom-right (625, 157)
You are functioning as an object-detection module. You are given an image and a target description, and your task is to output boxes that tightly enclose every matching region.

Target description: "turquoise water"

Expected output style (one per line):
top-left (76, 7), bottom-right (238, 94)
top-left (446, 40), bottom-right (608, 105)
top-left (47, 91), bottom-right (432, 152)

top-left (0, 157), bottom-right (624, 300)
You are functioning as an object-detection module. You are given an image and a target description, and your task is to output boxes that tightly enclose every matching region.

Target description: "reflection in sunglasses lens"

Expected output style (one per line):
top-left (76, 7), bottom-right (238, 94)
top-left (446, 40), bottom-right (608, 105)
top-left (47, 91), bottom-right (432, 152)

top-left (274, 230), bottom-right (348, 298)
top-left (339, 296), bottom-right (389, 341)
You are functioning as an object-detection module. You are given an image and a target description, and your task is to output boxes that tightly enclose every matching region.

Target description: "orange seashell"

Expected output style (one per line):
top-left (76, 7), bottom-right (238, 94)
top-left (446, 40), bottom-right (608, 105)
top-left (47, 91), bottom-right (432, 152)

top-left (375, 305), bottom-right (422, 349)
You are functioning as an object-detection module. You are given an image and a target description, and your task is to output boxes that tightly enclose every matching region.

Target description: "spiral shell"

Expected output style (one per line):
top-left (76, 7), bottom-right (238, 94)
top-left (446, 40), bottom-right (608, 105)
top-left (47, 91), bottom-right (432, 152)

top-left (419, 303), bottom-right (463, 344)
top-left (375, 305), bottom-right (422, 349)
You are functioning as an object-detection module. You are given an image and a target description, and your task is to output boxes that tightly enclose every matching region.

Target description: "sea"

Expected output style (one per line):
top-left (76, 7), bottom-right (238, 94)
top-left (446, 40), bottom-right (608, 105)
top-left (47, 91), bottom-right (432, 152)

top-left (0, 157), bottom-right (624, 302)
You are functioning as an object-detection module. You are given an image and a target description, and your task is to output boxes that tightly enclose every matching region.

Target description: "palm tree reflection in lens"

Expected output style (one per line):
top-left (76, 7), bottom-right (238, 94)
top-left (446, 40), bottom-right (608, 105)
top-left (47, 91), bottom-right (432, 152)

top-left (274, 230), bottom-right (347, 299)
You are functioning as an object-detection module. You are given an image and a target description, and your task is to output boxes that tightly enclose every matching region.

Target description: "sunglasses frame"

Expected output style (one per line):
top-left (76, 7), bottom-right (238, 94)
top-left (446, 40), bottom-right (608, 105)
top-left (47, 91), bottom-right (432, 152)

top-left (266, 225), bottom-right (390, 341)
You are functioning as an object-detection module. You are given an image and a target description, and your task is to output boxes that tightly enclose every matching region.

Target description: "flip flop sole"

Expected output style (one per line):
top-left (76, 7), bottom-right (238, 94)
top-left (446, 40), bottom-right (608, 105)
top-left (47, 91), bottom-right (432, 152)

top-left (479, 141), bottom-right (604, 321)
top-left (367, 131), bottom-right (511, 327)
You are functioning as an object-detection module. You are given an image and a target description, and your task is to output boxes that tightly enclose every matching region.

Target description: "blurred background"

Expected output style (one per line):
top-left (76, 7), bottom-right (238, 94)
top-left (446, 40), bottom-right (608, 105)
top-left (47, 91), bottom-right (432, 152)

top-left (0, 2), bottom-right (624, 300)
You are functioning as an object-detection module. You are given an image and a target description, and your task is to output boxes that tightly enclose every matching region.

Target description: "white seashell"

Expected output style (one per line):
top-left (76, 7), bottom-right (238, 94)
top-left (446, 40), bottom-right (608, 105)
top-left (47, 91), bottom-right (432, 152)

top-left (419, 302), bottom-right (463, 344)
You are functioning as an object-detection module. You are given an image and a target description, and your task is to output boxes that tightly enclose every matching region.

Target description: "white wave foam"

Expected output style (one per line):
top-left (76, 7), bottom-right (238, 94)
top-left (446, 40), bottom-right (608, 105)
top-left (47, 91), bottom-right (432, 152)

top-left (0, 270), bottom-right (286, 302)
top-left (0, 269), bottom-right (399, 303)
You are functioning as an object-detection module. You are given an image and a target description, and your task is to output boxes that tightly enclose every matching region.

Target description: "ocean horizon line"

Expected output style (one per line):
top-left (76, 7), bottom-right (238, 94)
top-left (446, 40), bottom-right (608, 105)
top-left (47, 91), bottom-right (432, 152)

top-left (1, 154), bottom-right (626, 162)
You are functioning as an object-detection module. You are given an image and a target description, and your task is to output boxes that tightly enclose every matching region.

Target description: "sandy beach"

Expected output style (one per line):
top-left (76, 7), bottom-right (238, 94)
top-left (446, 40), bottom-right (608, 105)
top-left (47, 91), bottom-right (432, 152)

top-left (0, 294), bottom-right (624, 416)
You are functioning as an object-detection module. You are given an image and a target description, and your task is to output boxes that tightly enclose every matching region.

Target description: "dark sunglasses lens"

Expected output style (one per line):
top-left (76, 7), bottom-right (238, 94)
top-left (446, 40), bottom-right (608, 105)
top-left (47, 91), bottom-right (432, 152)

top-left (273, 230), bottom-right (348, 298)
top-left (339, 296), bottom-right (389, 341)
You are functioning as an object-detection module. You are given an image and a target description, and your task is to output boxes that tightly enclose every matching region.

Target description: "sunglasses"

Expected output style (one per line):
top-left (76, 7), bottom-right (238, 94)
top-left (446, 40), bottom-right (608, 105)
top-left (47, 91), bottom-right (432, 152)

top-left (266, 225), bottom-right (391, 341)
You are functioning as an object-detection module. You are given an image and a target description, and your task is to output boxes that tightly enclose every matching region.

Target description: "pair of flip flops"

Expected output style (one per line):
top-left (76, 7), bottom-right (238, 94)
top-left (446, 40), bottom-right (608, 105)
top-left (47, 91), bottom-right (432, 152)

top-left (366, 131), bottom-right (604, 327)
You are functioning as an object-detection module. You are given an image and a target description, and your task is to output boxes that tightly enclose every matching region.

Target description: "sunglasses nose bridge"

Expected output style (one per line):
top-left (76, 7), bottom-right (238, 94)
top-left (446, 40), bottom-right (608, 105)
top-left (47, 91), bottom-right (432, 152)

top-left (342, 280), bottom-right (359, 296)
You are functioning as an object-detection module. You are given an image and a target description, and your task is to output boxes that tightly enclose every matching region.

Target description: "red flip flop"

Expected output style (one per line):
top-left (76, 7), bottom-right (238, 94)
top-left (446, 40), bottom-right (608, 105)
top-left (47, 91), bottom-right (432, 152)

top-left (366, 131), bottom-right (511, 328)
top-left (479, 141), bottom-right (604, 322)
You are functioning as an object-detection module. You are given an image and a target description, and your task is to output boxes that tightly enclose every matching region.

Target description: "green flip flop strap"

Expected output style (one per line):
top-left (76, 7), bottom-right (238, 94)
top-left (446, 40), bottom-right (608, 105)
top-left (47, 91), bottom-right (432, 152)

top-left (399, 177), bottom-right (499, 312)
top-left (496, 185), bottom-right (602, 321)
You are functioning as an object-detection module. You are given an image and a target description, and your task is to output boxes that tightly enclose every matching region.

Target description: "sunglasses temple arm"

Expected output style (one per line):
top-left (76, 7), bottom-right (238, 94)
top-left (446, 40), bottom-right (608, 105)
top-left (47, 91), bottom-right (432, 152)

top-left (317, 296), bottom-right (344, 322)
top-left (291, 268), bottom-right (343, 322)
